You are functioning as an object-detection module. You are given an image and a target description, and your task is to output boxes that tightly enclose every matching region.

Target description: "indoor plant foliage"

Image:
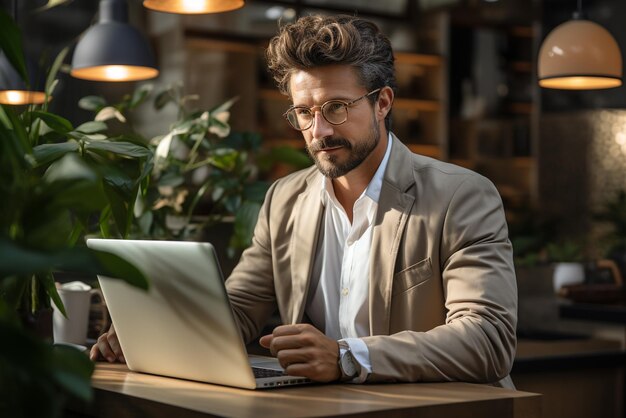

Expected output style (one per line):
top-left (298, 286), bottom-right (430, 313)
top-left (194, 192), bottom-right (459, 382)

top-left (0, 9), bottom-right (148, 418)
top-left (595, 189), bottom-right (626, 277)
top-left (80, 83), bottom-right (310, 256)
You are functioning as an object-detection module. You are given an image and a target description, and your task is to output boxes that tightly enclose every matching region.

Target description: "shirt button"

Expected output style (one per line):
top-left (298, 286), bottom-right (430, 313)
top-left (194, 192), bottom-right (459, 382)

top-left (341, 288), bottom-right (349, 296)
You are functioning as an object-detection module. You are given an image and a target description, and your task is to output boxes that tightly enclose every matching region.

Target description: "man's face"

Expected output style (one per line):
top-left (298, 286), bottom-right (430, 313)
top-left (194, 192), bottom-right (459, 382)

top-left (288, 65), bottom-right (383, 179)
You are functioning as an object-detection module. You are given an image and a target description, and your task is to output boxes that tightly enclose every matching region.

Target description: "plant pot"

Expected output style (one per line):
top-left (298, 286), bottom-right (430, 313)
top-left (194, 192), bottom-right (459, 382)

top-left (552, 262), bottom-right (585, 293)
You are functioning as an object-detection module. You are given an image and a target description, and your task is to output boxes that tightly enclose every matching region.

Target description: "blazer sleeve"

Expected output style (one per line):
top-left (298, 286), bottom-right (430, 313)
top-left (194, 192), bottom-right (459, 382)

top-left (362, 174), bottom-right (518, 386)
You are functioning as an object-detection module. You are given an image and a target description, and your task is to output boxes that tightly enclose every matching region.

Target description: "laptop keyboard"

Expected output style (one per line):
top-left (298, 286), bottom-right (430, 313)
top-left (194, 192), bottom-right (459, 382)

top-left (252, 367), bottom-right (286, 378)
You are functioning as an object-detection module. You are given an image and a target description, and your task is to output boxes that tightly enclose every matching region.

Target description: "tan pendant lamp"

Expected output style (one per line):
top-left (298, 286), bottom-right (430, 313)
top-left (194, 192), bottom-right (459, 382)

top-left (538, 0), bottom-right (623, 90)
top-left (143, 0), bottom-right (244, 14)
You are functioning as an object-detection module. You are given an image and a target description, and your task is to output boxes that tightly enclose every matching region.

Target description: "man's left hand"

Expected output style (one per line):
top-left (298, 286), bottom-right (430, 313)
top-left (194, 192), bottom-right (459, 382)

top-left (259, 323), bottom-right (340, 382)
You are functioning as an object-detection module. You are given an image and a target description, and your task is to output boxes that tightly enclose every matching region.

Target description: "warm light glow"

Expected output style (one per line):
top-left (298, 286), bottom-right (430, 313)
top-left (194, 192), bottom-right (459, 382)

top-left (539, 76), bottom-right (622, 90)
top-left (0, 90), bottom-right (48, 105)
top-left (143, 0), bottom-right (244, 14)
top-left (538, 19), bottom-right (622, 90)
top-left (70, 65), bottom-right (159, 82)
top-left (182, 0), bottom-right (207, 13)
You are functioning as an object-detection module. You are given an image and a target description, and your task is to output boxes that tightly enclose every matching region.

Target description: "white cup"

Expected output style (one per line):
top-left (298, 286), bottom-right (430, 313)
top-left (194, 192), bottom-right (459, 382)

top-left (53, 281), bottom-right (107, 345)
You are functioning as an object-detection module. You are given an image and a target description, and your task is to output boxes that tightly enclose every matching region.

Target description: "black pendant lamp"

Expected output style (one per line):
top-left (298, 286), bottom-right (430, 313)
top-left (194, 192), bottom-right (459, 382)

top-left (0, 52), bottom-right (47, 105)
top-left (0, 1), bottom-right (47, 105)
top-left (71, 0), bottom-right (159, 82)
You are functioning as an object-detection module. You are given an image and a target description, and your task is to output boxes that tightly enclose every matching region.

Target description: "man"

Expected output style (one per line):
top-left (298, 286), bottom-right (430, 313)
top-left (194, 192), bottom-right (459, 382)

top-left (91, 15), bottom-right (517, 388)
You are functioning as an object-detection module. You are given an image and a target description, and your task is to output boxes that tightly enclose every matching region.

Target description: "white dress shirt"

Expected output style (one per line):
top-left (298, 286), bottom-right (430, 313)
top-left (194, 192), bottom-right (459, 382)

top-left (305, 135), bottom-right (392, 382)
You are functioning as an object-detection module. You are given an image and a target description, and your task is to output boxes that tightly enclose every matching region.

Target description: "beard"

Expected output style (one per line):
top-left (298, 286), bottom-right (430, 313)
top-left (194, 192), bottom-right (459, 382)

top-left (306, 116), bottom-right (380, 179)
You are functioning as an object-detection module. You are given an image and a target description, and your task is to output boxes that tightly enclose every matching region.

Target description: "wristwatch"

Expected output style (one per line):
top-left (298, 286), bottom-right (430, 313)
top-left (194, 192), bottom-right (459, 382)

top-left (337, 340), bottom-right (360, 381)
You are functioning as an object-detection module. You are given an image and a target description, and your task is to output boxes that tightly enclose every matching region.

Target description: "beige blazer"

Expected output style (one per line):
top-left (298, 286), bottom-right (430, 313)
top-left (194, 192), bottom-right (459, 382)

top-left (226, 134), bottom-right (517, 388)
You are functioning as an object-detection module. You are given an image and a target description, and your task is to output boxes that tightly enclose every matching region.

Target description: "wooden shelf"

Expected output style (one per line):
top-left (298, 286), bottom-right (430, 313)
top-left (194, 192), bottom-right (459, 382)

top-left (394, 98), bottom-right (442, 112)
top-left (406, 143), bottom-right (441, 159)
top-left (259, 89), bottom-right (289, 101)
top-left (506, 102), bottom-right (534, 115)
top-left (395, 52), bottom-right (443, 67)
top-left (509, 26), bottom-right (535, 39)
top-left (510, 61), bottom-right (533, 73)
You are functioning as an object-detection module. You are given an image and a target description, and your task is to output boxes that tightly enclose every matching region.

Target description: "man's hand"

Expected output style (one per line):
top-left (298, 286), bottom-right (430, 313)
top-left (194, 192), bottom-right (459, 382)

top-left (259, 323), bottom-right (340, 382)
top-left (89, 323), bottom-right (126, 363)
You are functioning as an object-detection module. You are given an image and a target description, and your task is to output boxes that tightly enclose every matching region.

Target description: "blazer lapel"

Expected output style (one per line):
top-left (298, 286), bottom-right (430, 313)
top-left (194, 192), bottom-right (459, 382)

top-left (288, 175), bottom-right (324, 324)
top-left (369, 135), bottom-right (416, 335)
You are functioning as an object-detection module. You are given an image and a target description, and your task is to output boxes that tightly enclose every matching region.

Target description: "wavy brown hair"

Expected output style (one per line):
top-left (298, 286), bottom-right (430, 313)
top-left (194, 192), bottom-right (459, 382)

top-left (266, 15), bottom-right (397, 130)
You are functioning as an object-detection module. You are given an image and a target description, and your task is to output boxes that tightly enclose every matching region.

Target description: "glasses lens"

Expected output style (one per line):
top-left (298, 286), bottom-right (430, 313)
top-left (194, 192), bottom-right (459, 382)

top-left (286, 108), bottom-right (312, 130)
top-left (322, 101), bottom-right (348, 125)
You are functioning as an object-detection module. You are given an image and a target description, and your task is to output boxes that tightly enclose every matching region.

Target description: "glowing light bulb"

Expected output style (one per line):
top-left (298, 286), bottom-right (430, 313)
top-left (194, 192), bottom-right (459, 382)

top-left (104, 65), bottom-right (130, 81)
top-left (182, 0), bottom-right (208, 13)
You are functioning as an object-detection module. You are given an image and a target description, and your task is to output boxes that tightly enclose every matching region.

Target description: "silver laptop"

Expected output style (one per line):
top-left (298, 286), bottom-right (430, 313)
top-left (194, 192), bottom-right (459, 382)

top-left (86, 238), bottom-right (311, 389)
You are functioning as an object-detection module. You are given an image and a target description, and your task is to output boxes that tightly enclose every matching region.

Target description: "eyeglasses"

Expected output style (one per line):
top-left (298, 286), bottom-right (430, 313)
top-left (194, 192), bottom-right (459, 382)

top-left (283, 88), bottom-right (381, 131)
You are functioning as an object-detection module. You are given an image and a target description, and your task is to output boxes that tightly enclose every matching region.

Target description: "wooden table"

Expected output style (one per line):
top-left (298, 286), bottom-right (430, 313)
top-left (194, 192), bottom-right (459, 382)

top-left (69, 363), bottom-right (542, 418)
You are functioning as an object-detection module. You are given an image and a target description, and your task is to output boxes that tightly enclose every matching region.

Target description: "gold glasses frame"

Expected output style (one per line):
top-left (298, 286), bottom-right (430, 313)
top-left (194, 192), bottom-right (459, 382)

top-left (283, 88), bottom-right (382, 131)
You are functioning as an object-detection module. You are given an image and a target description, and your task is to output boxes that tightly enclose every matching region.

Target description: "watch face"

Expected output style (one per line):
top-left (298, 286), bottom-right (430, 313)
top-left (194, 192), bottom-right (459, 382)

top-left (341, 352), bottom-right (357, 377)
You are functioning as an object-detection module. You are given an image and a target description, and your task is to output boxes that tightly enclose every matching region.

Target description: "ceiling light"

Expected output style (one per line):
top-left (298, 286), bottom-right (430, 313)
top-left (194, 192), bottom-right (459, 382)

top-left (538, 1), bottom-right (622, 90)
top-left (71, 0), bottom-right (158, 82)
top-left (143, 0), bottom-right (245, 14)
top-left (0, 3), bottom-right (48, 105)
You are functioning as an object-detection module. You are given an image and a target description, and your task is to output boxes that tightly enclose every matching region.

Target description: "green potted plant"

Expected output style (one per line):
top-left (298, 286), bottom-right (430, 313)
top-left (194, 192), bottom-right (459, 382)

top-left (78, 82), bottom-right (311, 262)
top-left (546, 240), bottom-right (585, 293)
top-left (595, 189), bottom-right (626, 279)
top-left (0, 9), bottom-right (149, 417)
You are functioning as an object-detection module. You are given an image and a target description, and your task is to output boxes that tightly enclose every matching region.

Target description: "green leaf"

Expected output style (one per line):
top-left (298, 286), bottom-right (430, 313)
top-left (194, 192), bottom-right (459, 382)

top-left (30, 111), bottom-right (73, 134)
top-left (50, 344), bottom-right (94, 401)
top-left (266, 146), bottom-right (312, 169)
top-left (45, 46), bottom-right (69, 97)
top-left (0, 241), bottom-right (149, 290)
top-left (75, 121), bottom-right (107, 134)
top-left (35, 0), bottom-right (75, 12)
top-left (243, 181), bottom-right (270, 203)
top-left (2, 104), bottom-right (32, 154)
top-left (208, 148), bottom-right (238, 171)
top-left (40, 272), bottom-right (66, 317)
top-left (78, 95), bottom-right (107, 112)
top-left (0, 105), bottom-right (11, 129)
top-left (22, 207), bottom-right (74, 250)
top-left (43, 153), bottom-right (99, 184)
top-left (154, 88), bottom-right (174, 110)
top-left (209, 96), bottom-right (239, 116)
top-left (0, 9), bottom-right (28, 83)
top-left (0, 275), bottom-right (28, 310)
top-left (95, 106), bottom-right (126, 123)
top-left (89, 248), bottom-right (149, 290)
top-left (158, 172), bottom-right (185, 188)
top-left (86, 140), bottom-right (151, 159)
top-left (33, 141), bottom-right (79, 166)
top-left (103, 183), bottom-right (131, 238)
top-left (100, 163), bottom-right (135, 199)
top-left (130, 83), bottom-right (154, 109)
top-left (231, 201), bottom-right (262, 250)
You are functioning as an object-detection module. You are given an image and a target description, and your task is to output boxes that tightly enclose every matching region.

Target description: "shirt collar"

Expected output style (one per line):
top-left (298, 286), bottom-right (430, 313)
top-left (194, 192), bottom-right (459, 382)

top-left (319, 133), bottom-right (393, 206)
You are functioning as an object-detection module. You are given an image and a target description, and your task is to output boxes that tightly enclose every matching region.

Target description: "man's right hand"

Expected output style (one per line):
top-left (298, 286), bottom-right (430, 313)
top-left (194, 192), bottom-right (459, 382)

top-left (89, 323), bottom-right (126, 363)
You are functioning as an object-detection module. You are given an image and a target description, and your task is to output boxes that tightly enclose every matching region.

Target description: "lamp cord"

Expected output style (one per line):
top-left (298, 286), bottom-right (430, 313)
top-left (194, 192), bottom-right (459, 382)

top-left (573, 0), bottom-right (585, 19)
top-left (12, 0), bottom-right (17, 21)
